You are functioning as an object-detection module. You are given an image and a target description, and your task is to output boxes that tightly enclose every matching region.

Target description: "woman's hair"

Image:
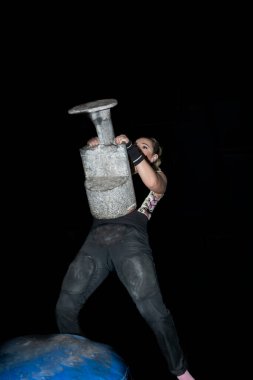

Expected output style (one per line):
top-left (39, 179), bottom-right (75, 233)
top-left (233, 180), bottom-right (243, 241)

top-left (131, 136), bottom-right (163, 174)
top-left (149, 137), bottom-right (163, 170)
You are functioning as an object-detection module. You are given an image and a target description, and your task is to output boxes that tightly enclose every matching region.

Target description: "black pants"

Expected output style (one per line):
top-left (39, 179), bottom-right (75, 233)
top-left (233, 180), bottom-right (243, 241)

top-left (56, 224), bottom-right (187, 376)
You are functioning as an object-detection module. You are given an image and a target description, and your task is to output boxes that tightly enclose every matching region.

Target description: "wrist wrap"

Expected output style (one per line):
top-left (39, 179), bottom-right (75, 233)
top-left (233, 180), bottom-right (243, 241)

top-left (126, 141), bottom-right (145, 166)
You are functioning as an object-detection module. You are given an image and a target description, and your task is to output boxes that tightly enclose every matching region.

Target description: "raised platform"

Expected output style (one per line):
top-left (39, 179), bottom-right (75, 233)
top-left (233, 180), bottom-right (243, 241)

top-left (0, 333), bottom-right (131, 379)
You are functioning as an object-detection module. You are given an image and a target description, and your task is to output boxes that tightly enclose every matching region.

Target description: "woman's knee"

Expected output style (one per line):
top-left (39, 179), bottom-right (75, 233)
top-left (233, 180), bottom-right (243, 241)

top-left (119, 254), bottom-right (160, 301)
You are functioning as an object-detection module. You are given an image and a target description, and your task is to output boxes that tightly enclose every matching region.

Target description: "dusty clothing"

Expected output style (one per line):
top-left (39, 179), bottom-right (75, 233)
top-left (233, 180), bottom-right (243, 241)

top-left (56, 176), bottom-right (187, 376)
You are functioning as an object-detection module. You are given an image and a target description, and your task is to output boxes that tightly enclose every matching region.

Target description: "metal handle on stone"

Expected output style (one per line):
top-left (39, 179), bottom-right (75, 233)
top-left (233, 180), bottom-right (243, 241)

top-left (68, 99), bottom-right (118, 145)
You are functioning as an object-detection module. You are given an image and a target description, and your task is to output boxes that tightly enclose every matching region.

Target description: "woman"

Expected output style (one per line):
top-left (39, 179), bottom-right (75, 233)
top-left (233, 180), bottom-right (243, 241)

top-left (55, 134), bottom-right (195, 380)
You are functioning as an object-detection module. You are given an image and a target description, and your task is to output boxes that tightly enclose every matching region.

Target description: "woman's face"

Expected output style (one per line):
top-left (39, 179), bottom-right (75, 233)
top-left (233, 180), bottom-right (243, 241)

top-left (135, 137), bottom-right (156, 163)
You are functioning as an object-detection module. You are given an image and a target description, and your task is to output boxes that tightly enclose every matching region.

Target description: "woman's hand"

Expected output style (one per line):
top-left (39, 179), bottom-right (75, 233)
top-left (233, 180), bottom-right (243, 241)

top-left (114, 134), bottom-right (130, 145)
top-left (87, 137), bottom-right (100, 147)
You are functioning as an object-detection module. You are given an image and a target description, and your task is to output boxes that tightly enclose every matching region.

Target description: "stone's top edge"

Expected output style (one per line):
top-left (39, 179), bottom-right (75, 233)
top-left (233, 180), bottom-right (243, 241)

top-left (68, 99), bottom-right (118, 114)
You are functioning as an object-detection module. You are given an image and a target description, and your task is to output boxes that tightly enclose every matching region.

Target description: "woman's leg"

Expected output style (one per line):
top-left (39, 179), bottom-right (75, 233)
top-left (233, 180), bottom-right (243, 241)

top-left (55, 231), bottom-right (110, 335)
top-left (112, 228), bottom-right (188, 377)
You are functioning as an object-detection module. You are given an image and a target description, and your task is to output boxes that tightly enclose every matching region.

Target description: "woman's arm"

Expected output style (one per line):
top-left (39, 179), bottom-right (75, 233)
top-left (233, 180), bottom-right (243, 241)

top-left (135, 161), bottom-right (167, 195)
top-left (114, 134), bottom-right (167, 195)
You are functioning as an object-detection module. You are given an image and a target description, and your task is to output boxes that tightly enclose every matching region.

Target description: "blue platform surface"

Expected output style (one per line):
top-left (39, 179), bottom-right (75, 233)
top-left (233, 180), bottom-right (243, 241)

top-left (0, 333), bottom-right (131, 379)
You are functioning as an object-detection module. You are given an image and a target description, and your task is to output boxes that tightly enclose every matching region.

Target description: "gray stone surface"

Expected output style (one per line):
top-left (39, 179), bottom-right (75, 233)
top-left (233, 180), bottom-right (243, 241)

top-left (69, 99), bottom-right (136, 219)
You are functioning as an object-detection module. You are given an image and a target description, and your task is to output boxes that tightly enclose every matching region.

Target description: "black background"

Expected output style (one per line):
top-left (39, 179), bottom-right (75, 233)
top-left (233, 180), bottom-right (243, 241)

top-left (1, 6), bottom-right (252, 380)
